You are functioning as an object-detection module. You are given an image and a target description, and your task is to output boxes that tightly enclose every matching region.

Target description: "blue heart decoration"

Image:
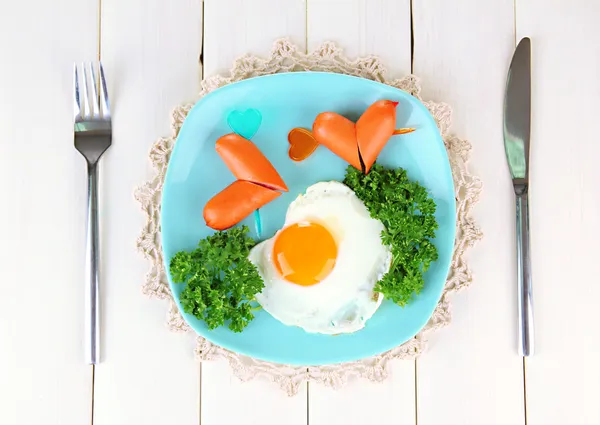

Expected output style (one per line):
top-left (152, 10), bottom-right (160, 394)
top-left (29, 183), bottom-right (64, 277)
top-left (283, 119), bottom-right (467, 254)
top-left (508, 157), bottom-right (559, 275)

top-left (227, 108), bottom-right (262, 140)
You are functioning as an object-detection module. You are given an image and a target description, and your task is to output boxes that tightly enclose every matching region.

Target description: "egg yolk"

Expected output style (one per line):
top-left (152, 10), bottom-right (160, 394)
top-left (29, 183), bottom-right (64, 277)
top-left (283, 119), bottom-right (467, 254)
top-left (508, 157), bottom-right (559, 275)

top-left (272, 221), bottom-right (337, 286)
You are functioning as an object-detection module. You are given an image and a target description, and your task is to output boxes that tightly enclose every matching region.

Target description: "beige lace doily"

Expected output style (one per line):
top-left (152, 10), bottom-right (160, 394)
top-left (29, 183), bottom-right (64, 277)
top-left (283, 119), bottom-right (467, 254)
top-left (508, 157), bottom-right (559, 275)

top-left (135, 39), bottom-right (483, 396)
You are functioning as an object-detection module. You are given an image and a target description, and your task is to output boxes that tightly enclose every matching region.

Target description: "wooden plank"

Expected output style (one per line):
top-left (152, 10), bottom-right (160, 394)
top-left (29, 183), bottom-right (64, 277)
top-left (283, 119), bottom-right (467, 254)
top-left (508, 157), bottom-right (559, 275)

top-left (93, 1), bottom-right (202, 424)
top-left (306, 2), bottom-right (416, 425)
top-left (201, 2), bottom-right (308, 425)
top-left (411, 1), bottom-right (525, 425)
top-left (515, 1), bottom-right (600, 424)
top-left (307, 0), bottom-right (412, 78)
top-left (308, 362), bottom-right (416, 425)
top-left (0, 1), bottom-right (97, 424)
top-left (203, 0), bottom-right (307, 78)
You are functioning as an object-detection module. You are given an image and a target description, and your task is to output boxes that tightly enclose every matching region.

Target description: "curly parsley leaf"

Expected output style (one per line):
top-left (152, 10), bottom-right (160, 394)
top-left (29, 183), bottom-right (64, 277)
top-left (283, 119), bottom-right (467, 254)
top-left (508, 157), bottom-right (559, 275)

top-left (343, 163), bottom-right (439, 306)
top-left (169, 225), bottom-right (264, 333)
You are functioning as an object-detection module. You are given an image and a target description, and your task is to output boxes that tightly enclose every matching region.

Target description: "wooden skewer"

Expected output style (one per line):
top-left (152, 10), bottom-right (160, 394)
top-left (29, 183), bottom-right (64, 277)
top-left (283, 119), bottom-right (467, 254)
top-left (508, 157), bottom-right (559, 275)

top-left (392, 128), bottom-right (416, 135)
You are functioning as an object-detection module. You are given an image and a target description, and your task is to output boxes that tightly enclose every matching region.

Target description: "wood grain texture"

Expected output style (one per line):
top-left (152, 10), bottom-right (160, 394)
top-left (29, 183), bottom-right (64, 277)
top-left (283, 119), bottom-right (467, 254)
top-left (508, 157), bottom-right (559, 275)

top-left (308, 362), bottom-right (416, 425)
top-left (307, 0), bottom-right (412, 78)
top-left (202, 361), bottom-right (308, 425)
top-left (307, 2), bottom-right (415, 425)
top-left (93, 1), bottom-right (202, 424)
top-left (0, 1), bottom-right (97, 424)
top-left (516, 1), bottom-right (600, 424)
top-left (201, 2), bottom-right (308, 425)
top-left (412, 1), bottom-right (526, 425)
top-left (203, 0), bottom-right (307, 79)
top-left (4, 1), bottom-right (599, 423)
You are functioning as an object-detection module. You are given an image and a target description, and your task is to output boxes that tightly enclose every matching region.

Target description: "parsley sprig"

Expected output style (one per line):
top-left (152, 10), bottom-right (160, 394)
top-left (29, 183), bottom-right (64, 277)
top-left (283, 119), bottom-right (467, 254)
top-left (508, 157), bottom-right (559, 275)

top-left (343, 163), bottom-right (439, 306)
top-left (169, 226), bottom-right (264, 332)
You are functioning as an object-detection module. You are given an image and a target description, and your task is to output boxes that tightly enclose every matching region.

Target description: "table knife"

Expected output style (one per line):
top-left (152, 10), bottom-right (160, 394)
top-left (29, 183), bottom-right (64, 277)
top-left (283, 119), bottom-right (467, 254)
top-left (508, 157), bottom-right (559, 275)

top-left (503, 37), bottom-right (533, 356)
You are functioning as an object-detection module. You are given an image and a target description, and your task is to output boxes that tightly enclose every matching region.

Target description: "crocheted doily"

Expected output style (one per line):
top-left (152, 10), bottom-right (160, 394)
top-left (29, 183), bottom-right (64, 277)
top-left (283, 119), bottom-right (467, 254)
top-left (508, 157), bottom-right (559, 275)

top-left (135, 39), bottom-right (483, 396)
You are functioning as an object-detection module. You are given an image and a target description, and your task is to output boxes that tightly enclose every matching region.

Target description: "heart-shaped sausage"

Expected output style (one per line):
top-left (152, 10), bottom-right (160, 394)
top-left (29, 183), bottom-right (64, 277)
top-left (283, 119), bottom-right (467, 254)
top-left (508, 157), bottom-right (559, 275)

top-left (312, 112), bottom-right (362, 170)
top-left (312, 100), bottom-right (398, 173)
top-left (204, 133), bottom-right (287, 231)
top-left (216, 133), bottom-right (288, 191)
top-left (204, 180), bottom-right (280, 231)
top-left (356, 100), bottom-right (398, 171)
top-left (287, 127), bottom-right (319, 161)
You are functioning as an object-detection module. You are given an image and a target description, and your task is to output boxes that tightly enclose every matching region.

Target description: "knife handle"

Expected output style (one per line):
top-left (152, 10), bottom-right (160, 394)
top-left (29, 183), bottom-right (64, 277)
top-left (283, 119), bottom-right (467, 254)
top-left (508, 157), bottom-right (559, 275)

top-left (515, 188), bottom-right (534, 356)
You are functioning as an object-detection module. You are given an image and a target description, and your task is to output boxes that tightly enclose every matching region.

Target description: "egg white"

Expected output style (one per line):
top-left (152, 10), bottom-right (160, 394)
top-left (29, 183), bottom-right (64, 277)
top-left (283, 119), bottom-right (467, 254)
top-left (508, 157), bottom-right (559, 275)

top-left (248, 181), bottom-right (392, 335)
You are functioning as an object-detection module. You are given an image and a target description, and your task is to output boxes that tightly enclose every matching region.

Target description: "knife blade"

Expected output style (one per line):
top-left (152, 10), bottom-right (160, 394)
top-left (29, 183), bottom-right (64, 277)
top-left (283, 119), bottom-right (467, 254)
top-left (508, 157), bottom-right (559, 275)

top-left (503, 37), bottom-right (533, 356)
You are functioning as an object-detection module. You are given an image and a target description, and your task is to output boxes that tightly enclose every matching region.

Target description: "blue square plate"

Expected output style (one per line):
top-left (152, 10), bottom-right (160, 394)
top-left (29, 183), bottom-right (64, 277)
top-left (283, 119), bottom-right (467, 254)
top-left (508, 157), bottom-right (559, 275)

top-left (161, 72), bottom-right (456, 365)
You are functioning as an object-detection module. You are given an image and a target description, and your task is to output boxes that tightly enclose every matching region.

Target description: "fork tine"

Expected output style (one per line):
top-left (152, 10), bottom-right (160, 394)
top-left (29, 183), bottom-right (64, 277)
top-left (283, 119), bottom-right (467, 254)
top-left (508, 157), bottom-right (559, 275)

top-left (99, 62), bottom-right (110, 119)
top-left (81, 62), bottom-right (91, 119)
top-left (88, 62), bottom-right (100, 118)
top-left (73, 64), bottom-right (81, 121)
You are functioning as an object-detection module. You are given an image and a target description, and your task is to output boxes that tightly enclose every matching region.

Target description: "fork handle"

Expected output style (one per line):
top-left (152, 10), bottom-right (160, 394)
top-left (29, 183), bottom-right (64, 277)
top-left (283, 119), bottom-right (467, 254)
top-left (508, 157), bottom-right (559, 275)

top-left (85, 162), bottom-right (100, 364)
top-left (515, 187), bottom-right (534, 356)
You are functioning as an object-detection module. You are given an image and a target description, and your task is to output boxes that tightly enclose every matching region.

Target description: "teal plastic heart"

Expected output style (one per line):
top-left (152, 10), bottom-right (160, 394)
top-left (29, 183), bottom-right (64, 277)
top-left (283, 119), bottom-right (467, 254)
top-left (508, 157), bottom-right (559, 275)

top-left (227, 108), bottom-right (262, 139)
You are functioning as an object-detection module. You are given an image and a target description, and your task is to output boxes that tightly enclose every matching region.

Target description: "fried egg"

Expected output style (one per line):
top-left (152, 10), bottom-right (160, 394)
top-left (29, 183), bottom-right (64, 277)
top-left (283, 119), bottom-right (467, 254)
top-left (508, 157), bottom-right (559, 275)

top-left (248, 181), bottom-right (392, 335)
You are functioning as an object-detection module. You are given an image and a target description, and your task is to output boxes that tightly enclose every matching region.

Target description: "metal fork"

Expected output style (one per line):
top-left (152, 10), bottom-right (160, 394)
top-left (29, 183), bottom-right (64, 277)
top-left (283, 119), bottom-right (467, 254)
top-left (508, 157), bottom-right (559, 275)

top-left (74, 62), bottom-right (111, 364)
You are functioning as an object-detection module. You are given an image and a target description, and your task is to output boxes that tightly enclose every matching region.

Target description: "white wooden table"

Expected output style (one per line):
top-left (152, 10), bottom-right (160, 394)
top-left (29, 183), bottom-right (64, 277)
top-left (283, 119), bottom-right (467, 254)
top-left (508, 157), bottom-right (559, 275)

top-left (1, 1), bottom-right (599, 424)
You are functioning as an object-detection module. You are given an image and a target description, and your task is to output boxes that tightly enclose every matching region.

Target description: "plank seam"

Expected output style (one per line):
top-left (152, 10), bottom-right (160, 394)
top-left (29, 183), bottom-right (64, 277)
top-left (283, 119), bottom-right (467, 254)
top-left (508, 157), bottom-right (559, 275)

top-left (410, 0), bottom-right (414, 73)
top-left (97, 0), bottom-right (102, 60)
top-left (415, 359), bottom-right (419, 425)
top-left (93, 0), bottom-right (102, 419)
top-left (91, 365), bottom-right (96, 425)
top-left (199, 362), bottom-right (203, 425)
top-left (199, 0), bottom-right (205, 69)
top-left (513, 0), bottom-right (517, 46)
top-left (514, 7), bottom-right (525, 425)
top-left (306, 379), bottom-right (310, 425)
top-left (523, 358), bottom-right (528, 425)
top-left (199, 3), bottom-right (205, 424)
top-left (304, 0), bottom-right (308, 54)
